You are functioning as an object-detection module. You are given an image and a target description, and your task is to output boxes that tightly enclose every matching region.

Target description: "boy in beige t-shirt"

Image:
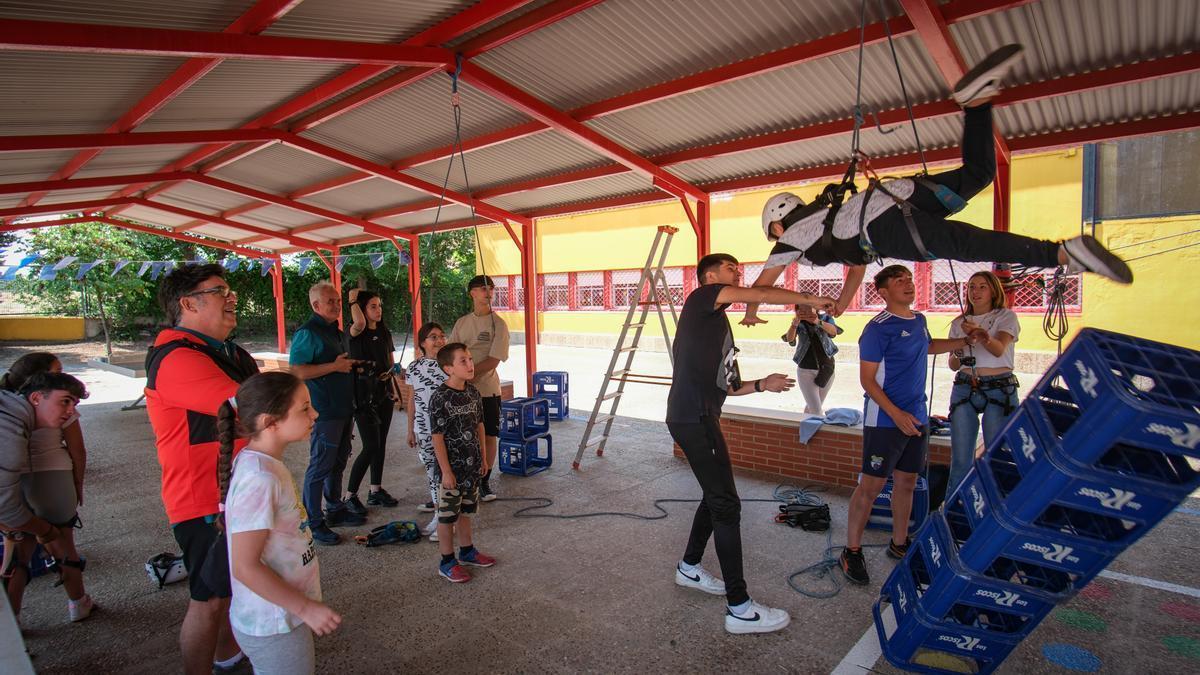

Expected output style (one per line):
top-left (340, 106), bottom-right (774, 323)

top-left (448, 275), bottom-right (510, 501)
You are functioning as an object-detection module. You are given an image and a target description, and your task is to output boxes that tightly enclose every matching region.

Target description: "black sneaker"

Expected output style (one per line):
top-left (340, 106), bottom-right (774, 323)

top-left (344, 495), bottom-right (368, 516)
top-left (418, 501), bottom-right (436, 513)
top-left (310, 522), bottom-right (340, 546)
top-left (325, 508), bottom-right (366, 528)
top-left (840, 547), bottom-right (869, 585)
top-left (952, 43), bottom-right (1024, 106)
top-left (480, 481), bottom-right (497, 503)
top-left (367, 488), bottom-right (399, 507)
top-left (1062, 235), bottom-right (1134, 284)
top-left (887, 537), bottom-right (911, 561)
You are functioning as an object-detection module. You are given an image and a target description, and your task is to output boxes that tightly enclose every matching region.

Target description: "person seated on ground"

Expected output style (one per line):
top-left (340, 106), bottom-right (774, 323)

top-left (742, 43), bottom-right (1132, 326)
top-left (946, 271), bottom-right (1021, 493)
top-left (841, 265), bottom-right (987, 586)
top-left (0, 354), bottom-right (94, 623)
top-left (782, 304), bottom-right (842, 416)
top-left (0, 371), bottom-right (94, 622)
top-left (219, 372), bottom-right (341, 674)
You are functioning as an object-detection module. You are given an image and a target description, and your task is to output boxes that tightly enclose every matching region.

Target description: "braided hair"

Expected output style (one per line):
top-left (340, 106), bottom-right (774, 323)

top-left (1, 352), bottom-right (60, 392)
top-left (216, 372), bottom-right (304, 526)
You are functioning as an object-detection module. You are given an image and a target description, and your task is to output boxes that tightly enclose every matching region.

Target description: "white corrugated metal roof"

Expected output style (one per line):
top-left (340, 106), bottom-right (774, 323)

top-left (0, 0), bottom-right (1196, 249)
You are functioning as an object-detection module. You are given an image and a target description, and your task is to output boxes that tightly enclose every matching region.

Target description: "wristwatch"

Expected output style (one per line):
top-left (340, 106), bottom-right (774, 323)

top-left (754, 379), bottom-right (763, 392)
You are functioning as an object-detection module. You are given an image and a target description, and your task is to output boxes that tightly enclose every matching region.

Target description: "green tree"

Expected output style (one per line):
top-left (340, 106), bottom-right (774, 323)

top-left (415, 228), bottom-right (476, 327)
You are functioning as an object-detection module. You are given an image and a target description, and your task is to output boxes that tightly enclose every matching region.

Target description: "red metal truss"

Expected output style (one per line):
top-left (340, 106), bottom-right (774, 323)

top-left (384, 0), bottom-right (1033, 174)
top-left (457, 61), bottom-right (706, 202)
top-left (0, 19), bottom-right (453, 67)
top-left (0, 129), bottom-right (282, 153)
top-left (0, 215), bottom-right (278, 260)
top-left (0, 171), bottom-right (194, 196)
top-left (17, 0), bottom-right (301, 209)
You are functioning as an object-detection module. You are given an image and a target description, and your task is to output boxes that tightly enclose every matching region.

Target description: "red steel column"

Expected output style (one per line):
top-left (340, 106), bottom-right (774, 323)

top-left (271, 258), bottom-right (286, 353)
top-left (520, 219), bottom-right (538, 391)
top-left (992, 161), bottom-right (1017, 305)
top-left (405, 235), bottom-right (423, 341)
top-left (697, 197), bottom-right (711, 257)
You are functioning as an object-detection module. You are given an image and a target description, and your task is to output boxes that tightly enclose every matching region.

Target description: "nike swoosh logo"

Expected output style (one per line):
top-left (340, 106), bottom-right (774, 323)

top-left (679, 570), bottom-right (700, 582)
top-left (728, 611), bottom-right (762, 622)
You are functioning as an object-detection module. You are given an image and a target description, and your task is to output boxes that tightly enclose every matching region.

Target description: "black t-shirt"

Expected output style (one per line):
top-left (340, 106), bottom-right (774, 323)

top-left (666, 283), bottom-right (739, 423)
top-left (429, 382), bottom-right (483, 479)
top-left (349, 324), bottom-right (394, 400)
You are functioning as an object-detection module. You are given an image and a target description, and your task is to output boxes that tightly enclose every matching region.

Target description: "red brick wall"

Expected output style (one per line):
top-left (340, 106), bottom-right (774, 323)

top-left (673, 412), bottom-right (951, 488)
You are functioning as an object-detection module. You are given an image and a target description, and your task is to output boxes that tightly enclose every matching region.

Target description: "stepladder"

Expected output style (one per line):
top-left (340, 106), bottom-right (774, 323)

top-left (573, 225), bottom-right (679, 469)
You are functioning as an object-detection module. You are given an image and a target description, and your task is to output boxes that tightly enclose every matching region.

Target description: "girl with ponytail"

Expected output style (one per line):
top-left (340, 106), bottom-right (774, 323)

top-left (405, 322), bottom-right (447, 539)
top-left (218, 372), bottom-right (340, 673)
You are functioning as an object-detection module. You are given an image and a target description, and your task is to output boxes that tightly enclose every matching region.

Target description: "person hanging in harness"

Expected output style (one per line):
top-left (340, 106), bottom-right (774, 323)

top-left (741, 43), bottom-right (1133, 326)
top-left (945, 270), bottom-right (1021, 494)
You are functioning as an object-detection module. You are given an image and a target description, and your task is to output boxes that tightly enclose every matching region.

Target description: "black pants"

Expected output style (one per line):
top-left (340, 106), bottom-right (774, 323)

top-left (347, 397), bottom-right (394, 493)
top-left (668, 416), bottom-right (749, 606)
top-left (869, 103), bottom-right (1061, 268)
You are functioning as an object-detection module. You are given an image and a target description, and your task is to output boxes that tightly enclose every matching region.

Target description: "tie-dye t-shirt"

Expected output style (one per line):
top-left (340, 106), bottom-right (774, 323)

top-left (225, 449), bottom-right (321, 636)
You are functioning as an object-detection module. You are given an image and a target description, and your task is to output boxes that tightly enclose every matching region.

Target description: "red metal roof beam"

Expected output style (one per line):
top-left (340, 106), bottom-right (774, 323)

top-left (0, 19), bottom-right (454, 67)
top-left (0, 129), bottom-right (282, 153)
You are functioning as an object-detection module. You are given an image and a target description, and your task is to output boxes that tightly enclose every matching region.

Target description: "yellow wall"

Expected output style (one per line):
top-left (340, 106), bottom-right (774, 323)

top-left (0, 316), bottom-right (85, 341)
top-left (479, 149), bottom-right (1200, 352)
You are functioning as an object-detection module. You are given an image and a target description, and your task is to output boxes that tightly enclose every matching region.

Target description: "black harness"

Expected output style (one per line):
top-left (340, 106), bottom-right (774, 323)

top-left (948, 373), bottom-right (1020, 417)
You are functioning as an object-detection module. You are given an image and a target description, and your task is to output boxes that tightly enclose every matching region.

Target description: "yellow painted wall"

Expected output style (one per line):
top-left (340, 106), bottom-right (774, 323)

top-left (0, 316), bottom-right (85, 341)
top-left (479, 149), bottom-right (1200, 352)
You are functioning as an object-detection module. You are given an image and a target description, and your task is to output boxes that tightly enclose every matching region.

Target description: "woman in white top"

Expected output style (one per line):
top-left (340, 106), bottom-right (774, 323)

top-left (946, 271), bottom-right (1021, 492)
top-left (218, 372), bottom-right (341, 674)
top-left (406, 322), bottom-right (447, 539)
top-left (0, 352), bottom-right (93, 622)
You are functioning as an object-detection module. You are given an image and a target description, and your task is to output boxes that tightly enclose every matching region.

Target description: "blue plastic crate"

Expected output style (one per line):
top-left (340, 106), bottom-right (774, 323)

top-left (1028, 329), bottom-right (1200, 464)
top-left (499, 397), bottom-right (549, 441)
top-left (943, 471), bottom-right (1119, 596)
top-left (875, 578), bottom-right (1023, 675)
top-left (499, 433), bottom-right (553, 476)
top-left (532, 371), bottom-right (569, 395)
top-left (866, 475), bottom-right (929, 533)
top-left (537, 392), bottom-right (569, 421)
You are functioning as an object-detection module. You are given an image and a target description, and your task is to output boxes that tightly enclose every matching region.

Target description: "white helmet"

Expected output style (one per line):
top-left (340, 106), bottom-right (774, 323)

top-left (762, 192), bottom-right (804, 239)
top-left (146, 552), bottom-right (188, 589)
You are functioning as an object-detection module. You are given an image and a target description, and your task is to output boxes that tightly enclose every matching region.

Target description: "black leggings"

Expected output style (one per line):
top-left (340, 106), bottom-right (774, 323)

top-left (869, 103), bottom-right (1061, 268)
top-left (347, 398), bottom-right (394, 493)
top-left (668, 416), bottom-right (749, 606)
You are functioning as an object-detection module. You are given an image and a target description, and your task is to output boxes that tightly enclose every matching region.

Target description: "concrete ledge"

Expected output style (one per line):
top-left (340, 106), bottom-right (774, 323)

top-left (87, 357), bottom-right (146, 378)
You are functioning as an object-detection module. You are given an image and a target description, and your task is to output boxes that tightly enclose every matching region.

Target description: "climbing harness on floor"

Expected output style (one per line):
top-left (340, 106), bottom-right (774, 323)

top-left (355, 520), bottom-right (421, 547)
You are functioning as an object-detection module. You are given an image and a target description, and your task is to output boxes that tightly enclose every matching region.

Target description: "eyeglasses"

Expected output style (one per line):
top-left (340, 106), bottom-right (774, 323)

top-left (185, 286), bottom-right (236, 299)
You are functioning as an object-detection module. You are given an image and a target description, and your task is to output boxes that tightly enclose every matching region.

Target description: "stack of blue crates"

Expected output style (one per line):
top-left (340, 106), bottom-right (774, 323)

top-left (532, 371), bottom-right (569, 421)
top-left (874, 329), bottom-right (1200, 674)
top-left (867, 475), bottom-right (930, 533)
top-left (498, 397), bottom-right (553, 476)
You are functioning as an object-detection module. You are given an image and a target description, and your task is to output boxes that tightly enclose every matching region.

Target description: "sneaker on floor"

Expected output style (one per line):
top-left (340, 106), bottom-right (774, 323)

top-left (344, 494), bottom-right (368, 516)
top-left (68, 594), bottom-right (95, 622)
top-left (887, 537), bottom-right (911, 561)
top-left (418, 501), bottom-right (436, 513)
top-left (841, 547), bottom-right (870, 585)
top-left (310, 523), bottom-right (341, 546)
top-left (675, 564), bottom-right (726, 596)
top-left (1062, 235), bottom-right (1133, 284)
top-left (212, 655), bottom-right (253, 674)
top-left (428, 529), bottom-right (439, 543)
top-left (367, 488), bottom-right (399, 507)
top-left (458, 548), bottom-right (496, 568)
top-left (438, 561), bottom-right (471, 583)
top-left (480, 482), bottom-right (498, 502)
top-left (724, 601), bottom-right (790, 635)
top-left (953, 43), bottom-right (1024, 106)
top-left (325, 508), bottom-right (367, 527)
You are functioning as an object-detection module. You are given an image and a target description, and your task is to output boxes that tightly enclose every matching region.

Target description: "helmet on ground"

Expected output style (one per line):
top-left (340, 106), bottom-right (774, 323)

top-left (762, 192), bottom-right (804, 239)
top-left (145, 552), bottom-right (188, 589)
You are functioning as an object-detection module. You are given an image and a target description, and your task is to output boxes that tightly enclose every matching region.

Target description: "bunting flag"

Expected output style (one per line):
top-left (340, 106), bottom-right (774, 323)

top-left (334, 255), bottom-right (349, 272)
top-left (3, 254), bottom-right (42, 281)
top-left (38, 265), bottom-right (59, 281)
top-left (111, 259), bottom-right (131, 276)
top-left (75, 260), bottom-right (103, 280)
top-left (259, 258), bottom-right (275, 276)
top-left (53, 256), bottom-right (78, 271)
top-left (222, 257), bottom-right (241, 273)
top-left (296, 257), bottom-right (315, 276)
top-left (148, 262), bottom-right (167, 281)
top-left (398, 250), bottom-right (411, 265)
top-left (368, 252), bottom-right (386, 269)
top-left (136, 261), bottom-right (152, 278)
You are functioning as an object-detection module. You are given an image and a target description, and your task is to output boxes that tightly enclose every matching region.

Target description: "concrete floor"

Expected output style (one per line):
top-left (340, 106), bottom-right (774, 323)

top-left (4, 341), bottom-right (1199, 674)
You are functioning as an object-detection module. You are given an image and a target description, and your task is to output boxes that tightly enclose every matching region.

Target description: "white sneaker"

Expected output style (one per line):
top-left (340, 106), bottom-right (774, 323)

top-left (675, 564), bottom-right (726, 596)
top-left (724, 601), bottom-right (790, 635)
top-left (952, 43), bottom-right (1024, 106)
top-left (1062, 235), bottom-right (1133, 283)
top-left (68, 594), bottom-right (95, 622)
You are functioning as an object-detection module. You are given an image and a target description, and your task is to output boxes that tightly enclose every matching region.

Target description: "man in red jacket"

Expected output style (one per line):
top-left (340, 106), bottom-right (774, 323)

top-left (145, 264), bottom-right (258, 674)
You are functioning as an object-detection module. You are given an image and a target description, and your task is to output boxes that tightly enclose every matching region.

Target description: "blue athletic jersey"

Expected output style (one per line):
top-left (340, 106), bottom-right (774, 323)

top-left (859, 311), bottom-right (931, 428)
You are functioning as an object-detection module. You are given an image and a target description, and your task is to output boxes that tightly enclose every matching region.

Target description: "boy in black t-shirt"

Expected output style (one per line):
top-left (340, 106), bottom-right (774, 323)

top-left (666, 253), bottom-right (836, 635)
top-left (429, 343), bottom-right (497, 583)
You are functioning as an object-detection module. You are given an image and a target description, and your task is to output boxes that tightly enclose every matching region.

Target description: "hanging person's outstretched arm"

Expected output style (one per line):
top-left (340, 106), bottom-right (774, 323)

top-left (719, 284), bottom-right (836, 314)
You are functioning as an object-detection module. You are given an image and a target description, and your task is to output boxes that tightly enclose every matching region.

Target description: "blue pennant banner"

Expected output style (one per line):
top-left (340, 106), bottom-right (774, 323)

top-left (38, 265), bottom-right (59, 281)
top-left (75, 260), bottom-right (103, 280)
top-left (368, 252), bottom-right (386, 269)
top-left (136, 261), bottom-right (152, 278)
top-left (222, 257), bottom-right (240, 273)
top-left (53, 256), bottom-right (78, 271)
top-left (398, 251), bottom-right (411, 265)
top-left (2, 254), bottom-right (41, 281)
top-left (334, 255), bottom-right (348, 272)
top-left (148, 262), bottom-right (166, 280)
top-left (260, 258), bottom-right (275, 276)
top-left (111, 259), bottom-right (131, 276)
top-left (296, 257), bottom-right (315, 276)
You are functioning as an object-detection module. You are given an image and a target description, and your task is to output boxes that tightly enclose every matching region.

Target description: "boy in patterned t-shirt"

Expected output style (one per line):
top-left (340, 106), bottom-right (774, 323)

top-left (429, 343), bottom-right (498, 583)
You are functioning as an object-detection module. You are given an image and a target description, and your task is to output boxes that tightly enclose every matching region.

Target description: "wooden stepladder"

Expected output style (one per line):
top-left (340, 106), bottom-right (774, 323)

top-left (573, 226), bottom-right (679, 469)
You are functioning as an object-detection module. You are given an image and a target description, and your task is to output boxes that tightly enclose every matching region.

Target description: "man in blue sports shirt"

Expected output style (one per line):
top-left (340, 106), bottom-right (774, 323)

top-left (840, 265), bottom-right (984, 585)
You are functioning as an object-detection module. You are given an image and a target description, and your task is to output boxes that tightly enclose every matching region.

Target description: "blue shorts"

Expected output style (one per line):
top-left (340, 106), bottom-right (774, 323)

top-left (861, 426), bottom-right (928, 478)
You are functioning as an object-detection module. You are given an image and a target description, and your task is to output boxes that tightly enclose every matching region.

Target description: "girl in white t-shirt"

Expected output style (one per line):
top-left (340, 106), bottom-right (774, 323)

top-left (406, 322), bottom-right (447, 539)
top-left (946, 271), bottom-right (1021, 492)
top-left (218, 372), bottom-right (341, 674)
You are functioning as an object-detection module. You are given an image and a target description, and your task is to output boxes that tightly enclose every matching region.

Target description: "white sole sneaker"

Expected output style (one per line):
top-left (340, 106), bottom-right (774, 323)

top-left (1063, 235), bottom-right (1134, 283)
top-left (68, 594), bottom-right (95, 622)
top-left (675, 566), bottom-right (726, 596)
top-left (724, 602), bottom-right (791, 635)
top-left (953, 43), bottom-right (1024, 106)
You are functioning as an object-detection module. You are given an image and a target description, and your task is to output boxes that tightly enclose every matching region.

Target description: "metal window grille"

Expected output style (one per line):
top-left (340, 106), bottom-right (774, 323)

top-left (543, 272), bottom-right (569, 309)
top-left (575, 271), bottom-right (604, 308)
